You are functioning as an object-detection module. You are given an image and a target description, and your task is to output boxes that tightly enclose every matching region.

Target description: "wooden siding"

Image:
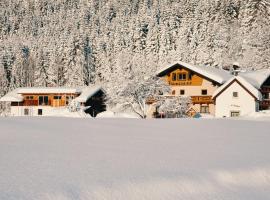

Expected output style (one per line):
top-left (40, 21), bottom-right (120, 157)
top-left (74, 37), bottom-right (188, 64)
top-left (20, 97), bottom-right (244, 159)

top-left (19, 93), bottom-right (79, 107)
top-left (166, 68), bottom-right (203, 86)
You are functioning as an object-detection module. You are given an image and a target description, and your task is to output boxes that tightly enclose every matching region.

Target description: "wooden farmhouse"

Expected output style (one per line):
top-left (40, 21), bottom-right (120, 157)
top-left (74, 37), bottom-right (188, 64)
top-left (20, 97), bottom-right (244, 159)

top-left (0, 86), bottom-right (106, 117)
top-left (213, 69), bottom-right (270, 117)
top-left (156, 61), bottom-right (232, 116)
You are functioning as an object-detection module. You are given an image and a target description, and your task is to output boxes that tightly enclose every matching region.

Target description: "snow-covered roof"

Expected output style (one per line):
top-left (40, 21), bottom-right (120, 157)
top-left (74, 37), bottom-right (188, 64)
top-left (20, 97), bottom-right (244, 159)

top-left (157, 61), bottom-right (232, 84)
top-left (74, 86), bottom-right (105, 103)
top-left (0, 86), bottom-right (105, 103)
top-left (17, 87), bottom-right (81, 94)
top-left (239, 69), bottom-right (270, 89)
top-left (0, 89), bottom-right (24, 102)
top-left (212, 76), bottom-right (262, 100)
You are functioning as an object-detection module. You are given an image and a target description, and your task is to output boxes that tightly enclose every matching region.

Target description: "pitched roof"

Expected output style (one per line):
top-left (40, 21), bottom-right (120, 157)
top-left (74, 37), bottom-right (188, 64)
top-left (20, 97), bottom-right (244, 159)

top-left (239, 69), bottom-right (270, 89)
top-left (212, 76), bottom-right (262, 100)
top-left (157, 61), bottom-right (232, 84)
top-left (17, 87), bottom-right (81, 94)
top-left (74, 86), bottom-right (105, 103)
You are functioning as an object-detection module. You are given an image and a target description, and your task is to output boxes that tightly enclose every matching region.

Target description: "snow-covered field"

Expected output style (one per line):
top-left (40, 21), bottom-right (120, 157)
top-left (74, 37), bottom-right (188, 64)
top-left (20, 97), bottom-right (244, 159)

top-left (0, 117), bottom-right (270, 200)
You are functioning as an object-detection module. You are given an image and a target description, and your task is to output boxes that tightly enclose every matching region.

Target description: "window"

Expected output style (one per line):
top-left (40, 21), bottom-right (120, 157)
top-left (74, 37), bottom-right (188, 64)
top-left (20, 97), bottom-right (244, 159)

top-left (38, 96), bottom-right (49, 105)
top-left (24, 108), bottom-right (29, 116)
top-left (200, 105), bottom-right (209, 113)
top-left (38, 109), bottom-right (43, 116)
top-left (53, 96), bottom-right (62, 100)
top-left (172, 73), bottom-right (177, 81)
top-left (188, 73), bottom-right (193, 80)
top-left (231, 111), bottom-right (240, 117)
top-left (201, 90), bottom-right (208, 95)
top-left (172, 90), bottom-right (176, 95)
top-left (26, 96), bottom-right (34, 100)
top-left (178, 73), bottom-right (187, 80)
top-left (233, 92), bottom-right (238, 98)
top-left (180, 90), bottom-right (185, 95)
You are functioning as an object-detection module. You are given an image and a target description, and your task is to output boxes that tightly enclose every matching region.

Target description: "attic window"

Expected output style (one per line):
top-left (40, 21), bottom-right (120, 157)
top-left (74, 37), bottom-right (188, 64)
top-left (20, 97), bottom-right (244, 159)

top-left (188, 73), bottom-right (193, 80)
top-left (233, 92), bottom-right (238, 98)
top-left (178, 73), bottom-right (187, 80)
top-left (172, 73), bottom-right (177, 81)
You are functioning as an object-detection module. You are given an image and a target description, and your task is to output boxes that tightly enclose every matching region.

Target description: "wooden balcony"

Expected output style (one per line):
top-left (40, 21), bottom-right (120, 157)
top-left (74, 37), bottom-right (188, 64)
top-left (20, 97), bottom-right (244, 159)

top-left (191, 96), bottom-right (214, 104)
top-left (260, 99), bottom-right (270, 106)
top-left (260, 87), bottom-right (270, 93)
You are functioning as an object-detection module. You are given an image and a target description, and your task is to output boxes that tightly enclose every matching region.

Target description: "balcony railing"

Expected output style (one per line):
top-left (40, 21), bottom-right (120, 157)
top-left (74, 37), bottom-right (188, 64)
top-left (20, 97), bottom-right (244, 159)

top-left (146, 95), bottom-right (214, 104)
top-left (260, 87), bottom-right (270, 93)
top-left (260, 99), bottom-right (270, 106)
top-left (191, 96), bottom-right (214, 104)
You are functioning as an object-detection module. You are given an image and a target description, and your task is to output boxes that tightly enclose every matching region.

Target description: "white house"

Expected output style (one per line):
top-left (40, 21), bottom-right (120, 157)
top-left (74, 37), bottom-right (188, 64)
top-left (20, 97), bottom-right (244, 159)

top-left (0, 86), bottom-right (106, 117)
top-left (213, 69), bottom-right (270, 118)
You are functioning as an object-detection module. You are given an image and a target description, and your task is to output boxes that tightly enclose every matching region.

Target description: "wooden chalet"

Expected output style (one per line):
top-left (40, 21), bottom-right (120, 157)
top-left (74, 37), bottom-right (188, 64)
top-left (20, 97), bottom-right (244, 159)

top-left (155, 61), bottom-right (232, 116)
top-left (0, 86), bottom-right (106, 117)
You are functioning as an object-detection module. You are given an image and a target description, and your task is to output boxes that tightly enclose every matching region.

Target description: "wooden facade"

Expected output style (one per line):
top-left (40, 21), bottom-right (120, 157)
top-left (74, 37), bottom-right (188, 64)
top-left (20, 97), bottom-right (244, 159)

top-left (12, 93), bottom-right (79, 107)
top-left (165, 68), bottom-right (204, 86)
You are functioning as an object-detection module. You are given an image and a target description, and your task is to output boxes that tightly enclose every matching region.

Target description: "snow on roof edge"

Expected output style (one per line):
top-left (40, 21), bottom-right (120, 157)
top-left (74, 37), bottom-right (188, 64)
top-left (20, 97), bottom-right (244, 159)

top-left (74, 86), bottom-right (105, 103)
top-left (0, 89), bottom-right (24, 102)
top-left (156, 61), bottom-right (232, 84)
top-left (212, 76), bottom-right (262, 100)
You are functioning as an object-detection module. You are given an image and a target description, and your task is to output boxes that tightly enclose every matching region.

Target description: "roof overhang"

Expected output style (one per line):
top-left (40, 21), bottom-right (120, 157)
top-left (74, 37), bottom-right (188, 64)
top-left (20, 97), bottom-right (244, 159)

top-left (212, 77), bottom-right (262, 101)
top-left (157, 61), bottom-right (232, 85)
top-left (74, 86), bottom-right (105, 103)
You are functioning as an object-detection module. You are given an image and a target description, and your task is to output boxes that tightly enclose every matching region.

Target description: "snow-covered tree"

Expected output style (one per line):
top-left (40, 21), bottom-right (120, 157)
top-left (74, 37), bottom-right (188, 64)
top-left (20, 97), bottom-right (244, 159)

top-left (107, 76), bottom-right (171, 118)
top-left (157, 96), bottom-right (191, 118)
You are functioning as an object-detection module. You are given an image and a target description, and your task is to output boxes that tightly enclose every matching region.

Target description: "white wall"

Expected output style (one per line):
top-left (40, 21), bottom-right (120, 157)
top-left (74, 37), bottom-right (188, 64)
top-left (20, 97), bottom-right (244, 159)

top-left (170, 79), bottom-right (219, 96)
top-left (215, 82), bottom-right (258, 118)
top-left (10, 106), bottom-right (56, 116)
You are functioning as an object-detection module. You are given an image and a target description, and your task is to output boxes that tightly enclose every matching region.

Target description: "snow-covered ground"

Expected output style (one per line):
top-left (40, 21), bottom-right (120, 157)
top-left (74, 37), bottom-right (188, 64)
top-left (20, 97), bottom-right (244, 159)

top-left (0, 117), bottom-right (270, 200)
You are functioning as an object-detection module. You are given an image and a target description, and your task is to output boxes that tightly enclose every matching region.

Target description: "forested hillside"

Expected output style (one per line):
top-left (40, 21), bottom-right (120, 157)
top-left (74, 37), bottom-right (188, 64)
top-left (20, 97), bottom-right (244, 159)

top-left (0, 0), bottom-right (269, 97)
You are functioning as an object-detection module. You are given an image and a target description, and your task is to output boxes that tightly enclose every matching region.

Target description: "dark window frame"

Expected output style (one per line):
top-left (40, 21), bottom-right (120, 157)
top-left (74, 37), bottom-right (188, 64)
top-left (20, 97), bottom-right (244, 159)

top-left (172, 73), bottom-right (177, 81)
top-left (38, 109), bottom-right (43, 116)
top-left (201, 90), bottom-right (208, 95)
top-left (180, 90), bottom-right (185, 95)
top-left (233, 92), bottom-right (238, 98)
top-left (53, 96), bottom-right (62, 100)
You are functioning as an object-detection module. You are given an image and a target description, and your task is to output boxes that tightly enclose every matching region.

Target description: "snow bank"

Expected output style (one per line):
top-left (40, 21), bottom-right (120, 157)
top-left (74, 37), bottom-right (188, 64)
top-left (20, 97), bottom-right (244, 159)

top-left (44, 107), bottom-right (92, 118)
top-left (0, 118), bottom-right (270, 200)
top-left (96, 110), bottom-right (141, 118)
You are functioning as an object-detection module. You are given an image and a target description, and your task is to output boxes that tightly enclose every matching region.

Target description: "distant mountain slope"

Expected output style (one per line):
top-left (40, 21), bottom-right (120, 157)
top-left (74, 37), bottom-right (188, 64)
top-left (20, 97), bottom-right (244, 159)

top-left (0, 0), bottom-right (269, 95)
